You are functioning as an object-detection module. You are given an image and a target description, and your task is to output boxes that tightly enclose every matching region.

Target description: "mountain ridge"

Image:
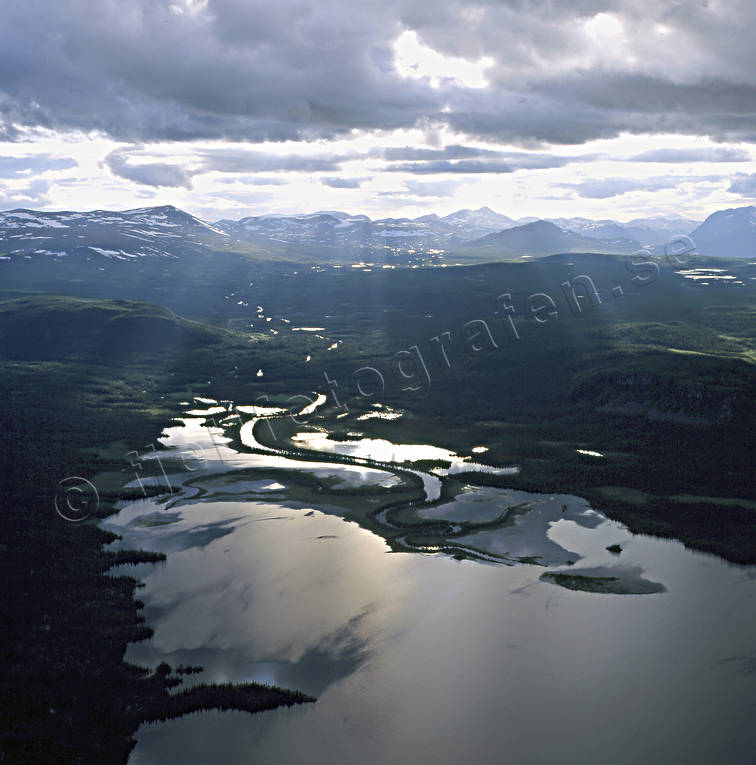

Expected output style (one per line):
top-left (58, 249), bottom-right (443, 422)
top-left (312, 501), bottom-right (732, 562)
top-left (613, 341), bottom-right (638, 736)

top-left (1, 203), bottom-right (753, 260)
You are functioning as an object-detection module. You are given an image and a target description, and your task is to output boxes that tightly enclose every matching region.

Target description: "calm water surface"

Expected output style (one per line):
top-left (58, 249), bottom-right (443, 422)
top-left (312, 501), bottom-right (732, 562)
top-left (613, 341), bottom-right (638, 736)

top-left (103, 411), bottom-right (756, 765)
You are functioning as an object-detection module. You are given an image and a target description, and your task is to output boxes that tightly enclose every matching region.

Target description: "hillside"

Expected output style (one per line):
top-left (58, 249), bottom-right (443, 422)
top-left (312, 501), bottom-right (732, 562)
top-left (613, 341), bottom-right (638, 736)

top-left (0, 295), bottom-right (227, 361)
top-left (471, 219), bottom-right (641, 255)
top-left (689, 206), bottom-right (756, 258)
top-left (0, 205), bottom-right (230, 261)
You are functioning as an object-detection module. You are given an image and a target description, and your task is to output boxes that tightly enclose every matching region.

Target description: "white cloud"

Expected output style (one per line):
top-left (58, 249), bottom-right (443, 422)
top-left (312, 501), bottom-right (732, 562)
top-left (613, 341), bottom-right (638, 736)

top-left (393, 30), bottom-right (493, 89)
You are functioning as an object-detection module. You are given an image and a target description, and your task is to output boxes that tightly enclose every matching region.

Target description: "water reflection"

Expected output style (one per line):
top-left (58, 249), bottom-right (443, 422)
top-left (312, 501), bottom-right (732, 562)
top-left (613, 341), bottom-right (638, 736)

top-left (102, 405), bottom-right (756, 765)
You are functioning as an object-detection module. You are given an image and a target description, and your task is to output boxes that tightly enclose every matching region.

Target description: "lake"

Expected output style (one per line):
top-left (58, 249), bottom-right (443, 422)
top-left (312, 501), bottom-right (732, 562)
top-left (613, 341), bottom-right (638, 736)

top-left (103, 404), bottom-right (756, 764)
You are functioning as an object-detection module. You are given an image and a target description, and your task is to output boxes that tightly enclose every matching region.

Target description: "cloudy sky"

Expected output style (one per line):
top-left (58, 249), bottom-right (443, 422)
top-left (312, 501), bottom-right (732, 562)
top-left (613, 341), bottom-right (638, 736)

top-left (2, 0), bottom-right (756, 222)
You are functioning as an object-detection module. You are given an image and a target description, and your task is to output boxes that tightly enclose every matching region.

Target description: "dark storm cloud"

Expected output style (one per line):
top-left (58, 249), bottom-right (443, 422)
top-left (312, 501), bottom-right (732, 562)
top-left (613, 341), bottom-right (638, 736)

top-left (0, 0), bottom-right (433, 142)
top-left (1, 1), bottom-right (756, 145)
top-left (0, 154), bottom-right (77, 177)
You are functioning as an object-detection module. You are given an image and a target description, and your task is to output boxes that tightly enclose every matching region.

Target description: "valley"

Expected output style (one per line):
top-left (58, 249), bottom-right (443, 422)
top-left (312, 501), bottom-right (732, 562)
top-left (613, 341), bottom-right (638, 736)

top-left (1, 204), bottom-right (754, 762)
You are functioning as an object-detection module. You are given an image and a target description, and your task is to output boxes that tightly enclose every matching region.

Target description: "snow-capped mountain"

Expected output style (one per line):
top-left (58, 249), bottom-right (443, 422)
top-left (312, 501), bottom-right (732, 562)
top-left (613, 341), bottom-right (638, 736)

top-left (688, 206), bottom-right (756, 258)
top-left (0, 204), bottom-right (745, 263)
top-left (0, 205), bottom-right (228, 260)
top-left (216, 211), bottom-right (370, 241)
top-left (212, 207), bottom-right (690, 251)
top-left (548, 215), bottom-right (699, 246)
top-left (439, 206), bottom-right (518, 236)
top-left (214, 206), bottom-right (520, 247)
top-left (214, 211), bottom-right (456, 249)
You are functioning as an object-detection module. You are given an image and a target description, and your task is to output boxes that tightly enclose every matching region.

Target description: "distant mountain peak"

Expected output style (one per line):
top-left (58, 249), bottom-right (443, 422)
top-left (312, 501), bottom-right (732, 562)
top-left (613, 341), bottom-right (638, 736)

top-left (471, 218), bottom-right (641, 255)
top-left (0, 204), bottom-right (229, 261)
top-left (708, 205), bottom-right (756, 217)
top-left (688, 205), bottom-right (756, 257)
top-left (440, 206), bottom-right (517, 235)
top-left (124, 204), bottom-right (183, 215)
top-left (520, 219), bottom-right (558, 230)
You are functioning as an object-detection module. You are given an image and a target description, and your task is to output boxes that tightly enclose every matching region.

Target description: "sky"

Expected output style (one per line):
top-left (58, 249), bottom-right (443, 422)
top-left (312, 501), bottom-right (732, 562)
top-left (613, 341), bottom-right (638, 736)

top-left (2, 0), bottom-right (756, 223)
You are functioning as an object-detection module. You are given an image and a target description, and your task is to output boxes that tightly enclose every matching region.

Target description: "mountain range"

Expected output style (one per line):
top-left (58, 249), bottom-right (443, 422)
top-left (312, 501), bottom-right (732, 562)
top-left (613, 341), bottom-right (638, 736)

top-left (212, 206), bottom-right (698, 253)
top-left (1, 204), bottom-right (754, 262)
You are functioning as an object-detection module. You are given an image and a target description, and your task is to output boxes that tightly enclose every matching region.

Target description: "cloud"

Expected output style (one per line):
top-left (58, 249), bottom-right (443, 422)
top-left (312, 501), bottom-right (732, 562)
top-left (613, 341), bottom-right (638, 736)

top-left (321, 177), bottom-right (367, 189)
top-left (387, 154), bottom-right (593, 174)
top-left (104, 145), bottom-right (353, 188)
top-left (379, 145), bottom-right (502, 161)
top-left (103, 145), bottom-right (365, 189)
top-left (629, 147), bottom-right (750, 163)
top-left (215, 176), bottom-right (287, 185)
top-left (727, 173), bottom-right (756, 195)
top-left (403, 179), bottom-right (461, 196)
top-left (105, 148), bottom-right (193, 189)
top-left (371, 194), bottom-right (437, 207)
top-left (0, 179), bottom-right (52, 209)
top-left (0, 154), bottom-right (77, 177)
top-left (383, 147), bottom-right (600, 173)
top-left (556, 176), bottom-right (714, 199)
top-left (197, 149), bottom-right (350, 173)
top-left (1, 1), bottom-right (756, 146)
